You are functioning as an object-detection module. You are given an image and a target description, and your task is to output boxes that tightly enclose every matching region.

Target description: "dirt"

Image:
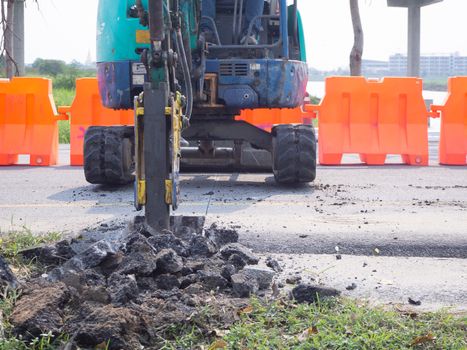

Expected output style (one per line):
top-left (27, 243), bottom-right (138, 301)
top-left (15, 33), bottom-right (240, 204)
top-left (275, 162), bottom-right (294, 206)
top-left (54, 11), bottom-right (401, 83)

top-left (7, 217), bottom-right (278, 349)
top-left (10, 282), bottom-right (71, 336)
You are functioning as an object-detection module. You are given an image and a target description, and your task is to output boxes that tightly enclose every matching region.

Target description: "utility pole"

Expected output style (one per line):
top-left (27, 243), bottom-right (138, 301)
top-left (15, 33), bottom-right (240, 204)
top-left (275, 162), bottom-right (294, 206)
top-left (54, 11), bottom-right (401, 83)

top-left (407, 3), bottom-right (421, 77)
top-left (12, 0), bottom-right (25, 76)
top-left (387, 0), bottom-right (443, 77)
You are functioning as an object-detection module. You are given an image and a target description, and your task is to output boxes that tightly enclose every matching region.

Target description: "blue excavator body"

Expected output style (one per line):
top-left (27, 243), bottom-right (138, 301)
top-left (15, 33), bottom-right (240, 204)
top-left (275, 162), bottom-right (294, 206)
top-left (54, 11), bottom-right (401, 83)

top-left (96, 0), bottom-right (308, 112)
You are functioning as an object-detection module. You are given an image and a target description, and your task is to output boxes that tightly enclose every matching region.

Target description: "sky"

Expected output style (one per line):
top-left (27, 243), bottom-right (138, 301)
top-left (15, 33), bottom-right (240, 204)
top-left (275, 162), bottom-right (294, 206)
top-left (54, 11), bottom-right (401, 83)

top-left (24, 0), bottom-right (467, 70)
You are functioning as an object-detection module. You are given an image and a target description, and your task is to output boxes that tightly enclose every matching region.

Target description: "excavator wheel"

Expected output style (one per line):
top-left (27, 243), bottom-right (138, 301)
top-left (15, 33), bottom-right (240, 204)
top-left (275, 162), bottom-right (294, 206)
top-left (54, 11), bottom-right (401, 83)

top-left (272, 124), bottom-right (317, 184)
top-left (84, 126), bottom-right (135, 185)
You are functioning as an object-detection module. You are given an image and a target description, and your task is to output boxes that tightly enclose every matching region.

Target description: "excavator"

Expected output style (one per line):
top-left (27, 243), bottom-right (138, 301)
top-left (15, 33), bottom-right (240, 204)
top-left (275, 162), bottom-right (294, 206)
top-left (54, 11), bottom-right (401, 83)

top-left (85, 0), bottom-right (316, 232)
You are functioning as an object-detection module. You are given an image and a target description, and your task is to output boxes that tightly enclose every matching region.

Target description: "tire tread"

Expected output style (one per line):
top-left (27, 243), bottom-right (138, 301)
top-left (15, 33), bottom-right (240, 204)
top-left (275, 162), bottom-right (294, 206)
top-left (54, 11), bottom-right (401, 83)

top-left (272, 124), bottom-right (317, 184)
top-left (84, 126), bottom-right (134, 185)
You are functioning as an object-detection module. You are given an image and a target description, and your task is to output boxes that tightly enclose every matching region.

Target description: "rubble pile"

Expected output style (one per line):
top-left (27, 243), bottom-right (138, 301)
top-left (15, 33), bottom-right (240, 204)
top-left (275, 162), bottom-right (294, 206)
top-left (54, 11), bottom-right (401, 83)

top-left (7, 218), bottom-right (278, 349)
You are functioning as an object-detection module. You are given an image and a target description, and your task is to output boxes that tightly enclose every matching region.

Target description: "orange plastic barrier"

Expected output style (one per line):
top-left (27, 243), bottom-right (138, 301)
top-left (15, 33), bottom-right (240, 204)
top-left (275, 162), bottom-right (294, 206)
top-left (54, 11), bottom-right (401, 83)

top-left (431, 77), bottom-right (467, 165)
top-left (236, 107), bottom-right (314, 132)
top-left (306, 77), bottom-right (431, 165)
top-left (58, 78), bottom-right (133, 166)
top-left (0, 77), bottom-right (66, 166)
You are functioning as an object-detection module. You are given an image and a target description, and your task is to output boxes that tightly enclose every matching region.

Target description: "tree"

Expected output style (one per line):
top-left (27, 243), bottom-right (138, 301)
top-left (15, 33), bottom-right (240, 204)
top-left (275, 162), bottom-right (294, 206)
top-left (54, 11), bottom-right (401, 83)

top-left (32, 58), bottom-right (67, 76)
top-left (349, 0), bottom-right (364, 76)
top-left (1, 0), bottom-right (36, 78)
top-left (1, 0), bottom-right (15, 78)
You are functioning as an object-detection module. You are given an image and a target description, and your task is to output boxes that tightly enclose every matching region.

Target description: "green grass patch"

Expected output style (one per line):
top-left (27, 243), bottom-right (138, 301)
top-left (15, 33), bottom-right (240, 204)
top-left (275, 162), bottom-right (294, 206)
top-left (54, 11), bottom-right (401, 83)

top-left (53, 88), bottom-right (74, 144)
top-left (163, 298), bottom-right (466, 350)
top-left (0, 334), bottom-right (70, 350)
top-left (0, 228), bottom-right (61, 281)
top-left (309, 95), bottom-right (321, 105)
top-left (57, 120), bottom-right (70, 144)
top-left (53, 87), bottom-right (75, 107)
top-left (0, 228), bottom-right (61, 262)
top-left (424, 79), bottom-right (448, 92)
top-left (0, 228), bottom-right (62, 279)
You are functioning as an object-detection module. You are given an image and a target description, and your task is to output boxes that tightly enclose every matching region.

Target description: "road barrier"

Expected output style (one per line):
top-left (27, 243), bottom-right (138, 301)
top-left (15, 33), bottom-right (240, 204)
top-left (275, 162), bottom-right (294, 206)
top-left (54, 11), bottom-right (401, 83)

top-left (236, 107), bottom-right (314, 131)
top-left (5, 76), bottom-right (455, 168)
top-left (306, 77), bottom-right (432, 166)
top-left (431, 77), bottom-right (467, 166)
top-left (58, 78), bottom-right (133, 166)
top-left (0, 77), bottom-right (67, 166)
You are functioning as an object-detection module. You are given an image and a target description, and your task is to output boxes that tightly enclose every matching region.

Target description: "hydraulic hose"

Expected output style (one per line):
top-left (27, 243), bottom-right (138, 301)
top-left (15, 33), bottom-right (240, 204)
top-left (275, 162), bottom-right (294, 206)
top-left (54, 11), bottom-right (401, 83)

top-left (175, 28), bottom-right (193, 122)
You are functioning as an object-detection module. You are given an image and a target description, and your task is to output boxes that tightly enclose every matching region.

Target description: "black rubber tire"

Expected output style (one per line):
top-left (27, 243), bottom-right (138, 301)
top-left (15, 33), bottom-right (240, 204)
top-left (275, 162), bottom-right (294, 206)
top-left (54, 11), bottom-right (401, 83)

top-left (272, 124), bottom-right (317, 184)
top-left (84, 126), bottom-right (135, 185)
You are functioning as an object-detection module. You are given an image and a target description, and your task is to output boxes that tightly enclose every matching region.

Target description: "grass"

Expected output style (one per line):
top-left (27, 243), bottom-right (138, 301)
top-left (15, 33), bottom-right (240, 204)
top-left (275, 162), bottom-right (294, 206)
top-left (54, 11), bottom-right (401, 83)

top-left (57, 120), bottom-right (70, 144)
top-left (0, 227), bottom-right (61, 281)
top-left (0, 331), bottom-right (70, 350)
top-left (0, 228), bottom-right (61, 263)
top-left (423, 79), bottom-right (448, 91)
top-left (162, 298), bottom-right (467, 350)
top-left (53, 88), bottom-right (74, 144)
top-left (309, 95), bottom-right (321, 105)
top-left (53, 87), bottom-right (75, 107)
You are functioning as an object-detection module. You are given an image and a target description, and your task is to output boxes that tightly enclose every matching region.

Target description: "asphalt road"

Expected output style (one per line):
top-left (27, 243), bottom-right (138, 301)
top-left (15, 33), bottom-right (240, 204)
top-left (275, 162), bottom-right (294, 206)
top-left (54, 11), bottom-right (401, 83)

top-left (0, 143), bottom-right (466, 310)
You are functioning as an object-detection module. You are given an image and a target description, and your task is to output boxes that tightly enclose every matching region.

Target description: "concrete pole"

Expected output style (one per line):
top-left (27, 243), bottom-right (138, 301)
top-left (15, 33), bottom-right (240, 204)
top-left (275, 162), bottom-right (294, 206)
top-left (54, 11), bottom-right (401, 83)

top-left (12, 0), bottom-right (25, 76)
top-left (407, 4), bottom-right (421, 77)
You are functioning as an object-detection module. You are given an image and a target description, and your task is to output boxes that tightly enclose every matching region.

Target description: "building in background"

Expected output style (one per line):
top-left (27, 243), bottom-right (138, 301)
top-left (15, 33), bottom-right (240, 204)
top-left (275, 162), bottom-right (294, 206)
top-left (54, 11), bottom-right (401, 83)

top-left (389, 53), bottom-right (467, 78)
top-left (311, 53), bottom-right (467, 80)
top-left (362, 59), bottom-right (390, 77)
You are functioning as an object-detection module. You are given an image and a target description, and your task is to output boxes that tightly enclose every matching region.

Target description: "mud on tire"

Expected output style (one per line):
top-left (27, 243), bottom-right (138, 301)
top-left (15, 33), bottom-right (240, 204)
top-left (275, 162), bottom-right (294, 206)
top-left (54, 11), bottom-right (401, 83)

top-left (84, 126), bottom-right (135, 185)
top-left (272, 124), bottom-right (317, 184)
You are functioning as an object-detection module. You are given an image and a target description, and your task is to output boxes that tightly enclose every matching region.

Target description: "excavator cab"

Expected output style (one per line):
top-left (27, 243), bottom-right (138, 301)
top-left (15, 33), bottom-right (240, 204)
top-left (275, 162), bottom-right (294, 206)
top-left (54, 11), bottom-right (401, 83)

top-left (203, 0), bottom-right (306, 58)
top-left (193, 0), bottom-right (308, 111)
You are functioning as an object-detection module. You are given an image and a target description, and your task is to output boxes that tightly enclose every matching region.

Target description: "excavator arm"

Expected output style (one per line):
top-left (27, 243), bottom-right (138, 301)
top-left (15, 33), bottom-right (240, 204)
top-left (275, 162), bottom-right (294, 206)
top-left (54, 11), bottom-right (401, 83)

top-left (134, 0), bottom-right (189, 232)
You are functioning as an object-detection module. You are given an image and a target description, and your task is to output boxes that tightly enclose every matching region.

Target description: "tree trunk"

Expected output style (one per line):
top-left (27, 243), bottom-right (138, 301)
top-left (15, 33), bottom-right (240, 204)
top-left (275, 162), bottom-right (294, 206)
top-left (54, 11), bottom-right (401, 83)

top-left (4, 0), bottom-right (16, 78)
top-left (349, 0), bottom-right (363, 76)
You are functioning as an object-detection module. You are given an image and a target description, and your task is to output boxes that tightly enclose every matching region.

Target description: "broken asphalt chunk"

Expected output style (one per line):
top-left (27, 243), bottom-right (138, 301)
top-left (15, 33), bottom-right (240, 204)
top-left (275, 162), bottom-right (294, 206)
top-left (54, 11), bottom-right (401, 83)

top-left (155, 249), bottom-right (183, 274)
top-left (0, 255), bottom-right (18, 289)
top-left (231, 273), bottom-right (259, 298)
top-left (242, 266), bottom-right (275, 290)
top-left (265, 257), bottom-right (283, 272)
top-left (408, 297), bottom-right (422, 306)
top-left (291, 284), bottom-right (341, 304)
top-left (220, 243), bottom-right (259, 265)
